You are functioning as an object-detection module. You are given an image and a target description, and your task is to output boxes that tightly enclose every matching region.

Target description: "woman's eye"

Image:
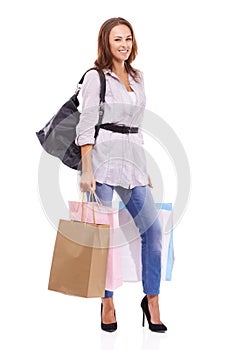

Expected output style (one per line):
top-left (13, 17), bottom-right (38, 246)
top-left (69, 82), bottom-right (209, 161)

top-left (114, 38), bottom-right (132, 42)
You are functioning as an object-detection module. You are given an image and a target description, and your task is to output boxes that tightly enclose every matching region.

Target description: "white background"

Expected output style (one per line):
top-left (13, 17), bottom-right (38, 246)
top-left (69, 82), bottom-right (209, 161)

top-left (1, 1), bottom-right (229, 349)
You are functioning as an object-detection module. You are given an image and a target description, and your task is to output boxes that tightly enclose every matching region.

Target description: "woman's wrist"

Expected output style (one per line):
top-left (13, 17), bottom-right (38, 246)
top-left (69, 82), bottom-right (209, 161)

top-left (81, 144), bottom-right (93, 174)
top-left (82, 168), bottom-right (93, 174)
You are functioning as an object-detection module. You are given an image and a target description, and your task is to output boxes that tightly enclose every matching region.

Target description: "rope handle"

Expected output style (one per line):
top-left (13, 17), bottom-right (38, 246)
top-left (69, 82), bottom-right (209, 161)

top-left (74, 190), bottom-right (102, 224)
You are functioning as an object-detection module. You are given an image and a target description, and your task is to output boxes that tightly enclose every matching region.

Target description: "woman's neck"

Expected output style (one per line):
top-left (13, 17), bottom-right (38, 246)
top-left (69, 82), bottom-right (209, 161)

top-left (111, 60), bottom-right (133, 92)
top-left (112, 61), bottom-right (127, 77)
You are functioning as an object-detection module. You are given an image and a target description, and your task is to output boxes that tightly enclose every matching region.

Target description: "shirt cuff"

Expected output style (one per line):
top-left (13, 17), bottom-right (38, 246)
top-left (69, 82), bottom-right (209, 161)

top-left (76, 133), bottom-right (95, 146)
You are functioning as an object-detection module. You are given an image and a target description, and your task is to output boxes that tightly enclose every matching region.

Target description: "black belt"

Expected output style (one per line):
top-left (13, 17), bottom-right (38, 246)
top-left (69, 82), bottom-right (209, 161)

top-left (99, 123), bottom-right (139, 134)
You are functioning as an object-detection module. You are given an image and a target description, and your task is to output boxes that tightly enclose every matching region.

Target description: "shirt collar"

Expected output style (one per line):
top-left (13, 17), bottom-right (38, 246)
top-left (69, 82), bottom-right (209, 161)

top-left (102, 68), bottom-right (135, 82)
top-left (103, 68), bottom-right (115, 77)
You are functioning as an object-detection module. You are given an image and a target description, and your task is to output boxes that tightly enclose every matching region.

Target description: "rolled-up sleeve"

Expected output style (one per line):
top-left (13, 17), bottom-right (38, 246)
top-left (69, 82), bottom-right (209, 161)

top-left (75, 70), bottom-right (101, 146)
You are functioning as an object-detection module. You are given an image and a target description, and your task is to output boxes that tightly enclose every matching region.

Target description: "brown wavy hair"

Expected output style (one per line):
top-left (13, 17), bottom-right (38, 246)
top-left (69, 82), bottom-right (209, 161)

top-left (94, 17), bottom-right (140, 82)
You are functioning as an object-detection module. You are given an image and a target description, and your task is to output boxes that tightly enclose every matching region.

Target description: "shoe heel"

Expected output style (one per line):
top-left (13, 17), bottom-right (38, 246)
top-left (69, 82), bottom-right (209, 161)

top-left (142, 311), bottom-right (145, 327)
top-left (140, 295), bottom-right (167, 332)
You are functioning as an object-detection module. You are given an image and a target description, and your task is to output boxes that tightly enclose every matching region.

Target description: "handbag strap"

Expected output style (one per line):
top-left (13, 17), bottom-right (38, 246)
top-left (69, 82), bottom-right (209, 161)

top-left (75, 67), bottom-right (106, 103)
top-left (76, 68), bottom-right (106, 138)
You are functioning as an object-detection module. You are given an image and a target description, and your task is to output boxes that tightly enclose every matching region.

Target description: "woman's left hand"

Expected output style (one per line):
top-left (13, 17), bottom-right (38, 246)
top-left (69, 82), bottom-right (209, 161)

top-left (148, 174), bottom-right (154, 188)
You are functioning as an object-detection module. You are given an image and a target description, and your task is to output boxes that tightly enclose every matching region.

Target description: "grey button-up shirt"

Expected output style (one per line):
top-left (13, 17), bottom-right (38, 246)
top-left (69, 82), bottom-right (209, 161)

top-left (76, 68), bottom-right (149, 189)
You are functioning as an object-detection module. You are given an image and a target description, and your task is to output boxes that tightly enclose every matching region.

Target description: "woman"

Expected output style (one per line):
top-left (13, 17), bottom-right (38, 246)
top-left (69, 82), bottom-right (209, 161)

top-left (76, 17), bottom-right (167, 333)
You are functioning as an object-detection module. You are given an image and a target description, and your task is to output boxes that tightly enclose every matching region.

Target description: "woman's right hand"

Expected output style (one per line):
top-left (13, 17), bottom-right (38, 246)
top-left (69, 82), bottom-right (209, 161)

top-left (80, 171), bottom-right (96, 193)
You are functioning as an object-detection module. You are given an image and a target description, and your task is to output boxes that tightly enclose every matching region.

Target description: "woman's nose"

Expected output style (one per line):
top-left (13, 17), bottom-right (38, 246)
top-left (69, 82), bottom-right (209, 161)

top-left (120, 40), bottom-right (127, 47)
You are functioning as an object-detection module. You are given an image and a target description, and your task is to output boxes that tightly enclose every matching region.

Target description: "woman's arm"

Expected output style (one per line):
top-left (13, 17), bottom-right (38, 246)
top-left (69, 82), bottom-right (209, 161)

top-left (75, 70), bottom-right (101, 146)
top-left (76, 70), bottom-right (101, 192)
top-left (80, 144), bottom-right (96, 192)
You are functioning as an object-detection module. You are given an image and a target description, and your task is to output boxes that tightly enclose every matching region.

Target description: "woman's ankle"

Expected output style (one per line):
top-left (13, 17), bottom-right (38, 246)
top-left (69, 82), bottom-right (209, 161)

top-left (102, 297), bottom-right (114, 306)
top-left (147, 294), bottom-right (159, 303)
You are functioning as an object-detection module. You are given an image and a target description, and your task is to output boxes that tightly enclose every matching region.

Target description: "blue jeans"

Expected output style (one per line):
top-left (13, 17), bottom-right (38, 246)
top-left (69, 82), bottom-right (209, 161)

top-left (92, 182), bottom-right (162, 298)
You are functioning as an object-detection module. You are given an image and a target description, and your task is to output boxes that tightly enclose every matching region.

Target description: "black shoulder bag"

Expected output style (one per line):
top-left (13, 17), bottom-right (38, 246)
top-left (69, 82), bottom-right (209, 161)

top-left (36, 68), bottom-right (106, 171)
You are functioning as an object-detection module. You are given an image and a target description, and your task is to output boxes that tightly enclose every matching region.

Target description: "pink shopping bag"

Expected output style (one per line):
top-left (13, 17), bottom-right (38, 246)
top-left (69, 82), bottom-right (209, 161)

top-left (68, 200), bottom-right (123, 291)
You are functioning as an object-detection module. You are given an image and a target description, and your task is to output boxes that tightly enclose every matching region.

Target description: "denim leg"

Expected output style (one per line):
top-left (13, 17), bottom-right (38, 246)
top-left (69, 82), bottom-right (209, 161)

top-left (94, 182), bottom-right (114, 208)
top-left (116, 185), bottom-right (162, 296)
top-left (94, 182), bottom-right (114, 299)
top-left (103, 290), bottom-right (114, 298)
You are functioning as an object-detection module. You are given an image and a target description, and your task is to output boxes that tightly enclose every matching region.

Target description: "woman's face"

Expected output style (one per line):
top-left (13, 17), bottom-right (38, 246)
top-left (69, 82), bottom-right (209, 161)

top-left (109, 24), bottom-right (133, 64)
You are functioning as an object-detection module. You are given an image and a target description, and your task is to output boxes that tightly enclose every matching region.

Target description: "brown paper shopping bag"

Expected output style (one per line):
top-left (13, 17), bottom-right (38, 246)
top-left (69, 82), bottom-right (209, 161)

top-left (69, 200), bottom-right (123, 291)
top-left (48, 219), bottom-right (110, 298)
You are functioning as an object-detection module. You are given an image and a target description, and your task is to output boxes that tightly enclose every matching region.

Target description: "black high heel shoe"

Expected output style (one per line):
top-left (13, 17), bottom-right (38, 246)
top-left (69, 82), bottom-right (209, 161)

top-left (101, 303), bottom-right (117, 332)
top-left (141, 295), bottom-right (167, 332)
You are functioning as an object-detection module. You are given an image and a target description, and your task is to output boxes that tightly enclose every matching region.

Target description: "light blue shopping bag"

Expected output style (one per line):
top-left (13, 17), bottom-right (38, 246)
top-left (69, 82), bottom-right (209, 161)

top-left (118, 201), bottom-right (174, 282)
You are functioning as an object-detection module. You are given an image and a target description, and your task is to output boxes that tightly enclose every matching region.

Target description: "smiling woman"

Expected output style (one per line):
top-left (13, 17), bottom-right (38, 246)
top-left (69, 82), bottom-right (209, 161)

top-left (109, 26), bottom-right (134, 91)
top-left (109, 28), bottom-right (132, 61)
top-left (94, 17), bottom-right (139, 83)
top-left (75, 17), bottom-right (167, 334)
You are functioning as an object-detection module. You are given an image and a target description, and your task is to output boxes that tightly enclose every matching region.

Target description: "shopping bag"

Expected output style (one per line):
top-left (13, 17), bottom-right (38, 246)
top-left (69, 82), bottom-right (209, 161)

top-left (68, 200), bottom-right (123, 291)
top-left (158, 203), bottom-right (174, 281)
top-left (119, 202), bottom-right (174, 282)
top-left (48, 219), bottom-right (110, 298)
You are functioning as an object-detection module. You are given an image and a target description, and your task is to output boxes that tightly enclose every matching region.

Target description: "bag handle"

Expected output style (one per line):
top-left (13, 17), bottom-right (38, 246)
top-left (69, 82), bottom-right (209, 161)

top-left (75, 191), bottom-right (97, 224)
top-left (75, 68), bottom-right (106, 138)
top-left (74, 190), bottom-right (109, 226)
top-left (81, 191), bottom-right (96, 224)
top-left (75, 67), bottom-right (106, 103)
